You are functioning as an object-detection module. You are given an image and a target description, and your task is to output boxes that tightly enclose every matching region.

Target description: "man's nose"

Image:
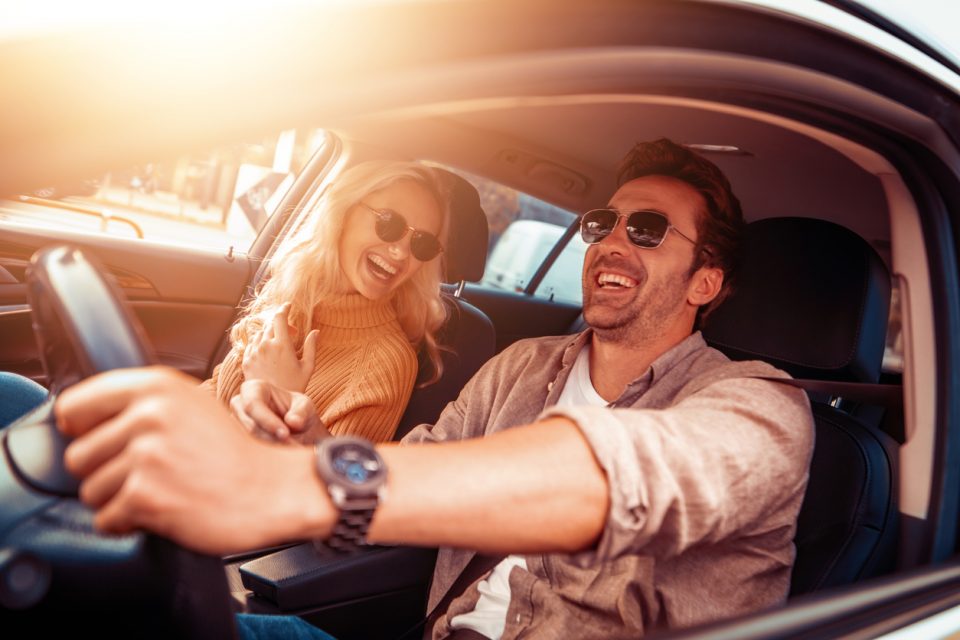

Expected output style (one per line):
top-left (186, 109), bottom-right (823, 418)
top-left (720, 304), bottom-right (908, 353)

top-left (598, 217), bottom-right (633, 253)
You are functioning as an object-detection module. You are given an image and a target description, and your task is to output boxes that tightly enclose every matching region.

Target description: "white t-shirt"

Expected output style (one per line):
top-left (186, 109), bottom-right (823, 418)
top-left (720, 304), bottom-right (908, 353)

top-left (449, 343), bottom-right (608, 639)
top-left (554, 342), bottom-right (608, 408)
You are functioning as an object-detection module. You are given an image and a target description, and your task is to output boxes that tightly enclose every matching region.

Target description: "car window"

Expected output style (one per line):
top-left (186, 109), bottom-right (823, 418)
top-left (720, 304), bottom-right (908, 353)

top-left (436, 166), bottom-right (581, 302)
top-left (882, 281), bottom-right (904, 374)
top-left (530, 232), bottom-right (588, 305)
top-left (0, 128), bottom-right (327, 252)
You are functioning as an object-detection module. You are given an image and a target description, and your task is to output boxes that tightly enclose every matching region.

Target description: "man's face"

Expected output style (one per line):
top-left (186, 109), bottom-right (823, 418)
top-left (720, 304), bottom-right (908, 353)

top-left (582, 175), bottom-right (706, 344)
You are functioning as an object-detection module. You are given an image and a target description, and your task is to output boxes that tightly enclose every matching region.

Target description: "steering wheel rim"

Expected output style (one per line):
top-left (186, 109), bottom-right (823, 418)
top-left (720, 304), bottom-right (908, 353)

top-left (0, 245), bottom-right (236, 637)
top-left (26, 245), bottom-right (155, 392)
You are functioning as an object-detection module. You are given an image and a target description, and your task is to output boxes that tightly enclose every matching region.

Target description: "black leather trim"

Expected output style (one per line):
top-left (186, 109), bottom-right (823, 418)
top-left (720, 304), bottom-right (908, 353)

top-left (437, 170), bottom-right (489, 284)
top-left (790, 404), bottom-right (899, 595)
top-left (393, 296), bottom-right (495, 441)
top-left (704, 217), bottom-right (891, 383)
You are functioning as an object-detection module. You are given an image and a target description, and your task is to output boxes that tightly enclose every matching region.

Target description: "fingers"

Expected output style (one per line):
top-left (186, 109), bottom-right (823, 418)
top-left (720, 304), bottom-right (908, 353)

top-left (77, 444), bottom-right (134, 509)
top-left (251, 401), bottom-right (291, 440)
top-left (93, 493), bottom-right (138, 536)
top-left (300, 330), bottom-right (319, 370)
top-left (231, 382), bottom-right (292, 441)
top-left (250, 322), bottom-right (267, 349)
top-left (229, 394), bottom-right (261, 434)
top-left (56, 367), bottom-right (187, 438)
top-left (63, 408), bottom-right (140, 479)
top-left (273, 303), bottom-right (292, 346)
top-left (283, 393), bottom-right (317, 433)
top-left (92, 474), bottom-right (153, 536)
top-left (284, 395), bottom-right (329, 445)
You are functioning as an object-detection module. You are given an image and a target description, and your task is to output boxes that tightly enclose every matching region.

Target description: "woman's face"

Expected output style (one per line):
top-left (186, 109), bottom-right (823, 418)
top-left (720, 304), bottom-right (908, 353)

top-left (338, 179), bottom-right (443, 300)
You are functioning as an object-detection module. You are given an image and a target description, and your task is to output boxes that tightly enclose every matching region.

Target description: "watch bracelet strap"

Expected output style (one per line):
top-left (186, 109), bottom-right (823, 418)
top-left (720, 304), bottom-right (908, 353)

top-left (315, 506), bottom-right (377, 553)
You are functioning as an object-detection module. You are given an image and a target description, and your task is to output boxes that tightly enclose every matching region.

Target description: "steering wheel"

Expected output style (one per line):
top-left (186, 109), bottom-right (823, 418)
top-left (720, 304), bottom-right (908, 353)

top-left (0, 246), bottom-right (237, 637)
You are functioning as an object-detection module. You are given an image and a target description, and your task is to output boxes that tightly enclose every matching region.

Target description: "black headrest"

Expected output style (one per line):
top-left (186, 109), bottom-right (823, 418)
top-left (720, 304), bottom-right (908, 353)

top-left (438, 170), bottom-right (489, 283)
top-left (703, 217), bottom-right (891, 383)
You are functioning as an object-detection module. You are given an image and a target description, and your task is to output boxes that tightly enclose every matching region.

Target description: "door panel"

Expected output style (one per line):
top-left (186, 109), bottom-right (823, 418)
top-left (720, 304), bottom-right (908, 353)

top-left (0, 308), bottom-right (41, 382)
top-left (132, 302), bottom-right (238, 380)
top-left (0, 224), bottom-right (253, 386)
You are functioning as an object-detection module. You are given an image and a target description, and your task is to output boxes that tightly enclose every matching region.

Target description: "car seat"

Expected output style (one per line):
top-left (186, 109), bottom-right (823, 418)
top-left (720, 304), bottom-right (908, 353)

top-left (392, 170), bottom-right (495, 440)
top-left (702, 216), bottom-right (899, 595)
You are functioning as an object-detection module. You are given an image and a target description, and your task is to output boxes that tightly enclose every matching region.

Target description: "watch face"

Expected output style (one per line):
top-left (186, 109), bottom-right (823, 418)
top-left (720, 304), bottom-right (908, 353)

top-left (331, 443), bottom-right (382, 485)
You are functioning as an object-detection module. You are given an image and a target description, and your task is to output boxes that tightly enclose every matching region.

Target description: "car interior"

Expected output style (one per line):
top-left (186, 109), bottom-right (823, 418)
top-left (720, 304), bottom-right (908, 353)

top-left (2, 1), bottom-right (959, 638)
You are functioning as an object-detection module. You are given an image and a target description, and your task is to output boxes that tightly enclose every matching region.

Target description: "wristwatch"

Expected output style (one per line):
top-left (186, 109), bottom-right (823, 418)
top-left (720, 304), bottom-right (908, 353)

top-left (313, 436), bottom-right (387, 552)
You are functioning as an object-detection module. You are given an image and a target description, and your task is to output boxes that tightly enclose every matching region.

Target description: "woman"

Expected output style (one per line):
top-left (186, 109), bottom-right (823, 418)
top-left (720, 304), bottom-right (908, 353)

top-left (3, 161), bottom-right (450, 444)
top-left (205, 160), bottom-right (450, 443)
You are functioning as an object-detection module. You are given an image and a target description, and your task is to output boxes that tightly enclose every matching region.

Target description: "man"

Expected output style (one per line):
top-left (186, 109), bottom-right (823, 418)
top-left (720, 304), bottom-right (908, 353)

top-left (57, 139), bottom-right (814, 639)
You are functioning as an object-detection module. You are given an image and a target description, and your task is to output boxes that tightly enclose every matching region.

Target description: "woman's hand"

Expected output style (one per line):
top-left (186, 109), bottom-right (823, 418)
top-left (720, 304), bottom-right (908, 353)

top-left (230, 379), bottom-right (331, 445)
top-left (241, 303), bottom-right (319, 392)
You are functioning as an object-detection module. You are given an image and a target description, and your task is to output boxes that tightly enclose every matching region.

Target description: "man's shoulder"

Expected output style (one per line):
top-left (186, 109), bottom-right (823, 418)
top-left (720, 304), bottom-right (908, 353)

top-left (680, 348), bottom-right (803, 401)
top-left (692, 348), bottom-right (789, 379)
top-left (461, 332), bottom-right (577, 393)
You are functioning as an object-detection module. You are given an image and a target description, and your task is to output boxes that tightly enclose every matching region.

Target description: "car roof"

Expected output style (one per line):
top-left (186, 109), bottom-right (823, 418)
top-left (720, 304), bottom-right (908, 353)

top-left (1, 0), bottom-right (958, 271)
top-left (732, 0), bottom-right (960, 82)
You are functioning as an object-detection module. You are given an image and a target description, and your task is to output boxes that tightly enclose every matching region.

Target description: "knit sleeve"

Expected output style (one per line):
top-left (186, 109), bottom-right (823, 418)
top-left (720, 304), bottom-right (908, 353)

top-left (201, 348), bottom-right (245, 406)
top-left (322, 335), bottom-right (418, 443)
top-left (199, 361), bottom-right (221, 395)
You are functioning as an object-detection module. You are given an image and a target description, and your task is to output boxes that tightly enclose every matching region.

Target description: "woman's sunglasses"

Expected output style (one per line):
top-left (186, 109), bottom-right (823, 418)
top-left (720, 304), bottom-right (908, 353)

top-left (360, 203), bottom-right (444, 262)
top-left (579, 208), bottom-right (697, 249)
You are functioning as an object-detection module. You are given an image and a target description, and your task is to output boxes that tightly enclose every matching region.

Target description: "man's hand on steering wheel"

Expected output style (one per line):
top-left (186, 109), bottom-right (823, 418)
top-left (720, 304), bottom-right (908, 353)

top-left (56, 367), bottom-right (336, 556)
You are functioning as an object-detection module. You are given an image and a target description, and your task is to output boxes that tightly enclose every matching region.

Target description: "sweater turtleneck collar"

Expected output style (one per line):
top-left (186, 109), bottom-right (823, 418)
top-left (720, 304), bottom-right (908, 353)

top-left (313, 293), bottom-right (397, 330)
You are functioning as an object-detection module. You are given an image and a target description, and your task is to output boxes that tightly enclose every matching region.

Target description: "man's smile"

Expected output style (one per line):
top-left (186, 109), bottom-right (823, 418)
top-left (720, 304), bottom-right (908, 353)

top-left (596, 271), bottom-right (638, 289)
top-left (587, 254), bottom-right (645, 298)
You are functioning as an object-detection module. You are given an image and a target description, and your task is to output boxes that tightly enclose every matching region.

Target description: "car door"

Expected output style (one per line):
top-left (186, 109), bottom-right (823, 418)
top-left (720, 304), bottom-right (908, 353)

top-left (0, 132), bottom-right (338, 387)
top-left (653, 0), bottom-right (960, 636)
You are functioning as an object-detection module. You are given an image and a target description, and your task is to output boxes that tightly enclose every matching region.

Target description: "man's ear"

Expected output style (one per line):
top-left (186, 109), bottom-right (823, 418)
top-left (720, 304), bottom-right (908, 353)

top-left (687, 266), bottom-right (724, 306)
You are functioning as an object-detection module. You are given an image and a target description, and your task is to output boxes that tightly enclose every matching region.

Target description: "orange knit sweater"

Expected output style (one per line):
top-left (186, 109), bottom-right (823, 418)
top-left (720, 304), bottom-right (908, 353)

top-left (205, 293), bottom-right (418, 443)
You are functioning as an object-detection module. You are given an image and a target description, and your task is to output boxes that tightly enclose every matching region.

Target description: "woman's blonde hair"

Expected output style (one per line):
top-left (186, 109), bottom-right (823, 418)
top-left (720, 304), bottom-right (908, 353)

top-left (231, 160), bottom-right (451, 382)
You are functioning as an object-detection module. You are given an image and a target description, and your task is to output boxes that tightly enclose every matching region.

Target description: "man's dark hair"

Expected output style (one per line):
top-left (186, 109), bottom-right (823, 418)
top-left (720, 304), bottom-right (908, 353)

top-left (617, 138), bottom-right (746, 327)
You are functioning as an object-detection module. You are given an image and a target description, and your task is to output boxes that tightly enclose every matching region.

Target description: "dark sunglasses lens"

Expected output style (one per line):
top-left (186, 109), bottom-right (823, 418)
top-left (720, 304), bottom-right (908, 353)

top-left (411, 232), bottom-right (442, 261)
top-left (374, 210), bottom-right (407, 242)
top-left (580, 209), bottom-right (618, 243)
top-left (626, 211), bottom-right (669, 248)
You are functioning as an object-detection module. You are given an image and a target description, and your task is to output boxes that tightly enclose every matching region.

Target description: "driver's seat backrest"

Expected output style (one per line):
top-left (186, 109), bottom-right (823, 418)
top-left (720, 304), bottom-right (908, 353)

top-left (392, 171), bottom-right (495, 441)
top-left (702, 217), bottom-right (899, 595)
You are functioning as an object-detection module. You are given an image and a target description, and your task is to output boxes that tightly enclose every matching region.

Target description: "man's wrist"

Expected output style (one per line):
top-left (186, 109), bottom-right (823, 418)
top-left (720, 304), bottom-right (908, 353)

top-left (278, 446), bottom-right (337, 541)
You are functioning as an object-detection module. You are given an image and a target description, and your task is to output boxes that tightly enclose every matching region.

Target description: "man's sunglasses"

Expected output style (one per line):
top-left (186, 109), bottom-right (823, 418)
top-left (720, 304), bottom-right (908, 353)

top-left (360, 203), bottom-right (444, 262)
top-left (579, 208), bottom-right (697, 249)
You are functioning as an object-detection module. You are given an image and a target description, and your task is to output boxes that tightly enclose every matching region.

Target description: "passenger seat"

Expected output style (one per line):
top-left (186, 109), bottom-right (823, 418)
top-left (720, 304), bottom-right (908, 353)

top-left (392, 171), bottom-right (495, 440)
